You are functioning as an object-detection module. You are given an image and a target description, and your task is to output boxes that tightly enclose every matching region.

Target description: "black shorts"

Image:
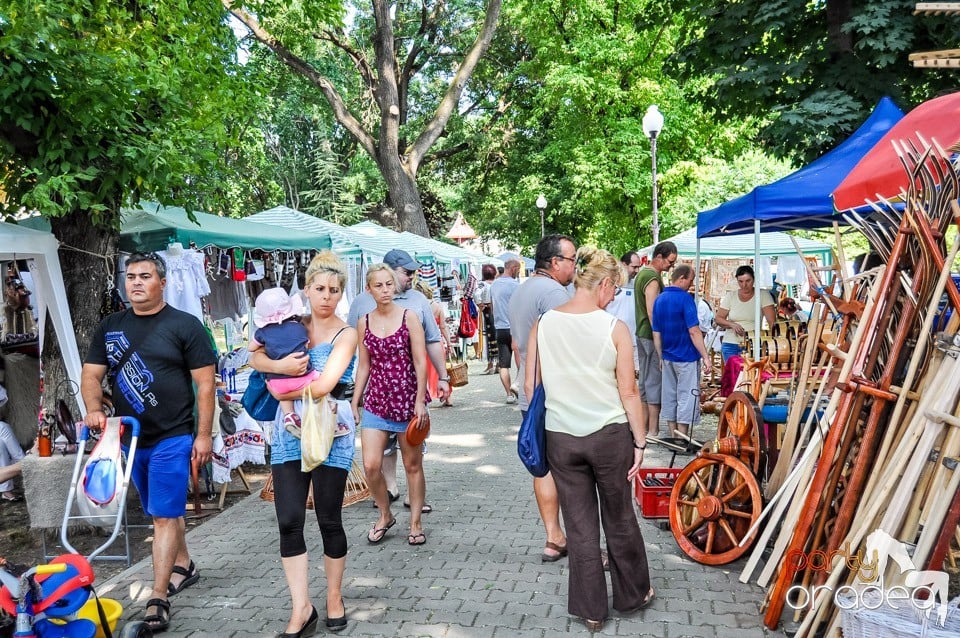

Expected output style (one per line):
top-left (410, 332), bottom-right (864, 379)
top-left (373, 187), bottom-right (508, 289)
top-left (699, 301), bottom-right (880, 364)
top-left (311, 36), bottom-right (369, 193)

top-left (496, 329), bottom-right (513, 369)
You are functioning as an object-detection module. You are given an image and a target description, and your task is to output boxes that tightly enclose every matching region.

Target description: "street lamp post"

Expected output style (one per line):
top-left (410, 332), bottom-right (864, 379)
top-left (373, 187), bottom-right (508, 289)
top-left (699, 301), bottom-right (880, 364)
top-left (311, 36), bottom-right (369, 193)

top-left (642, 105), bottom-right (664, 245)
top-left (536, 193), bottom-right (547, 238)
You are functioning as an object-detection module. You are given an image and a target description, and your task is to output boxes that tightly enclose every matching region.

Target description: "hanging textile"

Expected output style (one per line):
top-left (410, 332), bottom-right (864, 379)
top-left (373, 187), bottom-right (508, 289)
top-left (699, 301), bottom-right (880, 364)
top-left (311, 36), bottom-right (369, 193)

top-left (159, 247), bottom-right (210, 322)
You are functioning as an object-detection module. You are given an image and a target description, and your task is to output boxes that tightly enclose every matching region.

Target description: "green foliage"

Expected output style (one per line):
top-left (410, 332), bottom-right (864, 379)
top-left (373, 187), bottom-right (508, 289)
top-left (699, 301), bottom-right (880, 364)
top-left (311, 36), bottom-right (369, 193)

top-left (0, 0), bottom-right (251, 223)
top-left (669, 0), bottom-right (960, 162)
top-left (300, 140), bottom-right (365, 224)
top-left (436, 0), bottom-right (780, 256)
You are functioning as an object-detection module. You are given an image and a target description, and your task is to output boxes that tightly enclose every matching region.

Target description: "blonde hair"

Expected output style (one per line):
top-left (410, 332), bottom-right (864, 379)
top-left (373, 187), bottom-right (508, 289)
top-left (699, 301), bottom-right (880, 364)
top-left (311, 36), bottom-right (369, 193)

top-left (414, 279), bottom-right (434, 300)
top-left (304, 250), bottom-right (347, 290)
top-left (365, 263), bottom-right (398, 289)
top-left (573, 246), bottom-right (624, 291)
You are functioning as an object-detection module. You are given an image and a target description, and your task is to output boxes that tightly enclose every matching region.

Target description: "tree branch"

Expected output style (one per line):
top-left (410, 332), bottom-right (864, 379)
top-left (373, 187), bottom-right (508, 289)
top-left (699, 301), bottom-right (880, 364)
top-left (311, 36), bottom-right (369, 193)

top-left (317, 29), bottom-right (377, 97)
top-left (407, 0), bottom-right (503, 172)
top-left (221, 0), bottom-right (377, 160)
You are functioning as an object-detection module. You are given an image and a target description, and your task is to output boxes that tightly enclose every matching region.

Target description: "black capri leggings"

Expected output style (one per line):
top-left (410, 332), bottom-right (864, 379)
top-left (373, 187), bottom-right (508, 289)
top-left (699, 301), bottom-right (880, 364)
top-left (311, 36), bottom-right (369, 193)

top-left (272, 460), bottom-right (348, 559)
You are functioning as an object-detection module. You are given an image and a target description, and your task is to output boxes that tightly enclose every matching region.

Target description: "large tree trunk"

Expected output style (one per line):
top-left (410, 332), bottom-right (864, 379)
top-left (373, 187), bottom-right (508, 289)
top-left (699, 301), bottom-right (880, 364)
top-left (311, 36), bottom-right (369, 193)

top-left (380, 160), bottom-right (429, 237)
top-left (45, 212), bottom-right (117, 417)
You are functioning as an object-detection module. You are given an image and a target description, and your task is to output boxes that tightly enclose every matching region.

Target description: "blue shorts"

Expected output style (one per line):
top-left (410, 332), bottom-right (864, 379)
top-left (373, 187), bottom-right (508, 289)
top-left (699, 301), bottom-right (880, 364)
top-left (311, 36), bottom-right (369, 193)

top-left (126, 434), bottom-right (192, 518)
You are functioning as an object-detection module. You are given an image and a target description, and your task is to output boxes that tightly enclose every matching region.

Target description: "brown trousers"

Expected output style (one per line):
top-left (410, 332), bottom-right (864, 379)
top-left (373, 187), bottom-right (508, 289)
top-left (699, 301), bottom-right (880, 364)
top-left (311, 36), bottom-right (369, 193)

top-left (546, 422), bottom-right (651, 621)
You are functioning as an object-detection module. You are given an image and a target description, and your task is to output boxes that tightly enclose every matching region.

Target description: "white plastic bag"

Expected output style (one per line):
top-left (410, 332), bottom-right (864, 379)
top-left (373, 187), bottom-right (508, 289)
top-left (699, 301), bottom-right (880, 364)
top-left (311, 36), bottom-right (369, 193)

top-left (300, 386), bottom-right (337, 472)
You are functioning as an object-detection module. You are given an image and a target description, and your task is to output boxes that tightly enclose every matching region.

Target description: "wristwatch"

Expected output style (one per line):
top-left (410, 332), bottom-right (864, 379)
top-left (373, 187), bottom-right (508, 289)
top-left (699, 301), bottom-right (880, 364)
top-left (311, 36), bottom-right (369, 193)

top-left (439, 377), bottom-right (450, 382)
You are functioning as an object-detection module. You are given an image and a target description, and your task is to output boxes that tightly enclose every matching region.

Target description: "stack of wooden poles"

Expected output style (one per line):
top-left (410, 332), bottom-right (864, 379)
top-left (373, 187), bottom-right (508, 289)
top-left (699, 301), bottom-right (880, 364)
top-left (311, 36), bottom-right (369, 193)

top-left (738, 140), bottom-right (960, 635)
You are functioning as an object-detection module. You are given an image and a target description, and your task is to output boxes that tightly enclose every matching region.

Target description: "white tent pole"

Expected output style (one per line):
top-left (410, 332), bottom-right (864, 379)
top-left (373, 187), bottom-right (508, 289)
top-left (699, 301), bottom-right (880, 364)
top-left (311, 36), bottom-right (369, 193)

top-left (754, 218), bottom-right (762, 360)
top-left (695, 237), bottom-right (701, 304)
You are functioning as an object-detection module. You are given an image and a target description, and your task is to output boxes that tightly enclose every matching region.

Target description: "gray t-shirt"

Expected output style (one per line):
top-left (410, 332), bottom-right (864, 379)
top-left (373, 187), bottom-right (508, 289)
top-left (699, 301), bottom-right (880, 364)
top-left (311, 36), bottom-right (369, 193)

top-left (346, 289), bottom-right (441, 343)
top-left (489, 276), bottom-right (519, 329)
top-left (508, 274), bottom-right (571, 409)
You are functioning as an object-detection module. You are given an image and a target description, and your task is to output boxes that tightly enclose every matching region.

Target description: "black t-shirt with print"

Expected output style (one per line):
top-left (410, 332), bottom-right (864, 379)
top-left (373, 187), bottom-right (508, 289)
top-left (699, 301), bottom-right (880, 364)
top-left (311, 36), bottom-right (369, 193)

top-left (86, 305), bottom-right (217, 447)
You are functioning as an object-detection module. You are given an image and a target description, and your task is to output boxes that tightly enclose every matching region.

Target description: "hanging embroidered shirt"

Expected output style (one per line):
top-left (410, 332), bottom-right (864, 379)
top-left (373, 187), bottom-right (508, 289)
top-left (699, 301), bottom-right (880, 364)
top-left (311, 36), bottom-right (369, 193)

top-left (160, 248), bottom-right (211, 322)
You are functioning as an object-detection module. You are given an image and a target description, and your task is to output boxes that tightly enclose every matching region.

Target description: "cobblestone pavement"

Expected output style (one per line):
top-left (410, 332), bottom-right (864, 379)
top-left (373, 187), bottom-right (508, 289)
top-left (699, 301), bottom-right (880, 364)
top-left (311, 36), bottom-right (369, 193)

top-left (99, 360), bottom-right (787, 637)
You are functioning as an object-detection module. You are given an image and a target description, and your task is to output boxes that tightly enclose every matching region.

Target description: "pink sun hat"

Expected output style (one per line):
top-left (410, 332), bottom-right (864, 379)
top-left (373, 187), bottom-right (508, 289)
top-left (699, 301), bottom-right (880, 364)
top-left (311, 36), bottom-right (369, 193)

top-left (254, 287), bottom-right (306, 328)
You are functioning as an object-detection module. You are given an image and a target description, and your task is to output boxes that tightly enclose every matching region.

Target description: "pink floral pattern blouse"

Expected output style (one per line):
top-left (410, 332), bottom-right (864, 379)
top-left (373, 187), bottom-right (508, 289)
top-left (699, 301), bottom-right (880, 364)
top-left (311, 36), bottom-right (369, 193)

top-left (362, 311), bottom-right (419, 422)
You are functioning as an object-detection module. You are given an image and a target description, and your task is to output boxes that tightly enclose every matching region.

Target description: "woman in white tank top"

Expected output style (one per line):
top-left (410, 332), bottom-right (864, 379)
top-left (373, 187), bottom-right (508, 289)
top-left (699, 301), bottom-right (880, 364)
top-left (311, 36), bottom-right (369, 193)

top-left (524, 246), bottom-right (654, 632)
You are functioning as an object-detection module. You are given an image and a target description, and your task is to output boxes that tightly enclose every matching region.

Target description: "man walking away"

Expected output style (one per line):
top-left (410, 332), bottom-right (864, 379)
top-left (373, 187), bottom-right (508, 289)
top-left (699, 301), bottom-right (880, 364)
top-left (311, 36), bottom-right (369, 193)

top-left (651, 265), bottom-right (712, 438)
top-left (489, 255), bottom-right (521, 404)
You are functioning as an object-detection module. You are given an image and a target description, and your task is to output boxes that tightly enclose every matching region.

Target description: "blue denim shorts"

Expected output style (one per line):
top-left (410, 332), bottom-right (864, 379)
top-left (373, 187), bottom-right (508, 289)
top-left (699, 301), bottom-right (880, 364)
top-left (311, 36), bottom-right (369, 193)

top-left (126, 434), bottom-right (192, 518)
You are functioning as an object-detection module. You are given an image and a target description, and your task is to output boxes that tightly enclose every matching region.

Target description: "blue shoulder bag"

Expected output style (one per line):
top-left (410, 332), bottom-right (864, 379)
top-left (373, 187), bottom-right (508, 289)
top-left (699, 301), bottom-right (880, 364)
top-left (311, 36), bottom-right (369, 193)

top-left (241, 370), bottom-right (280, 421)
top-left (517, 328), bottom-right (548, 477)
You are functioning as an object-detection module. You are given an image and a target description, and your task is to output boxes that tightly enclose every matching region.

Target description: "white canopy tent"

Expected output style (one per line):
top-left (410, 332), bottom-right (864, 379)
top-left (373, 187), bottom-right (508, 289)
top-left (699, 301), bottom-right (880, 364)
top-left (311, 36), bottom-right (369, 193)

top-left (0, 222), bottom-right (84, 415)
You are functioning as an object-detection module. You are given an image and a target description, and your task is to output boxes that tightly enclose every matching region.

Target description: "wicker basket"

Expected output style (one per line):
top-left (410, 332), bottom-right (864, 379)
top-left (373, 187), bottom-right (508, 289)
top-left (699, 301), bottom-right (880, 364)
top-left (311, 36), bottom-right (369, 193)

top-left (838, 590), bottom-right (960, 638)
top-left (446, 359), bottom-right (469, 387)
top-left (259, 459), bottom-right (370, 509)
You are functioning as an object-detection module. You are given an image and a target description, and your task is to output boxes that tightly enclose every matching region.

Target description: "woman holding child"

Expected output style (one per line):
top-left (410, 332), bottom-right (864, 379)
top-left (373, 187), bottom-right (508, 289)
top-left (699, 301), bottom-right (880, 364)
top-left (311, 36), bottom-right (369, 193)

top-left (250, 251), bottom-right (357, 636)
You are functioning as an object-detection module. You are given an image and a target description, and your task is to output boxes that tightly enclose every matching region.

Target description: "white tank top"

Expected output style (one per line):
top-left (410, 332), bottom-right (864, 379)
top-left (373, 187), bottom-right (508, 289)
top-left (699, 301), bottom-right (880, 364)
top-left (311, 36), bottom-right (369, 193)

top-left (538, 309), bottom-right (626, 437)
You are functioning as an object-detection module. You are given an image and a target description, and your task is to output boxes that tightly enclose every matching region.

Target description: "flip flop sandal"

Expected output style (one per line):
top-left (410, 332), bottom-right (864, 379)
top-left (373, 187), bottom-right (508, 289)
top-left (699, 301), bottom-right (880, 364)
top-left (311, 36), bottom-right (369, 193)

top-left (167, 560), bottom-right (199, 596)
top-left (371, 491), bottom-right (399, 507)
top-left (540, 541), bottom-right (568, 562)
top-left (367, 517), bottom-right (397, 544)
top-left (407, 532), bottom-right (427, 546)
top-left (144, 598), bottom-right (170, 633)
top-left (403, 502), bottom-right (433, 513)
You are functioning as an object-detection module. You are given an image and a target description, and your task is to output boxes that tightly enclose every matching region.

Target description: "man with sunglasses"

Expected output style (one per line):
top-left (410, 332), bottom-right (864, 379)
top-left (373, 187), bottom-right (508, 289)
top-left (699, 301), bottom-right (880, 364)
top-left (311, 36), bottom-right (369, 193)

top-left (81, 251), bottom-right (217, 632)
top-left (508, 234), bottom-right (576, 562)
top-left (633, 241), bottom-right (678, 439)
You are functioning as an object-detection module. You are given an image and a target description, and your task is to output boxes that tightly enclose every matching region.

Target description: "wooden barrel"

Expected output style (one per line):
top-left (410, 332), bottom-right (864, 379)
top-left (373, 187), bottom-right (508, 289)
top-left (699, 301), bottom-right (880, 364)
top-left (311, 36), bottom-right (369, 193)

top-left (761, 336), bottom-right (793, 364)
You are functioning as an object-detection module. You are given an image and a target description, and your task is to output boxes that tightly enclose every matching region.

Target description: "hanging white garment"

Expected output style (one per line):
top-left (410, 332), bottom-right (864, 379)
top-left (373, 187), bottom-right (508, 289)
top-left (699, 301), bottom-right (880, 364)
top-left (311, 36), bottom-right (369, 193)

top-left (755, 257), bottom-right (774, 289)
top-left (160, 248), bottom-right (210, 322)
top-left (776, 254), bottom-right (807, 285)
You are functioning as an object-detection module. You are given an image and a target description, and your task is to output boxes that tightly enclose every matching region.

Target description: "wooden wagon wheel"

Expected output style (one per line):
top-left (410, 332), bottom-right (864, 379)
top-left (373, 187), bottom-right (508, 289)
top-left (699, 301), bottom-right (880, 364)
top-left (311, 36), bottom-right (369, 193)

top-left (669, 453), bottom-right (763, 565)
top-left (716, 391), bottom-right (762, 474)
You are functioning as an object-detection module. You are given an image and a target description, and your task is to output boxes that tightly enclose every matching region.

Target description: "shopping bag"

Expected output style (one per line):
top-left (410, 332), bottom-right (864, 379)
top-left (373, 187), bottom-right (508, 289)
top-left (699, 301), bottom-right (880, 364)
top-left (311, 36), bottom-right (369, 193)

top-left (517, 383), bottom-right (548, 477)
top-left (300, 386), bottom-right (337, 472)
top-left (241, 370), bottom-right (280, 421)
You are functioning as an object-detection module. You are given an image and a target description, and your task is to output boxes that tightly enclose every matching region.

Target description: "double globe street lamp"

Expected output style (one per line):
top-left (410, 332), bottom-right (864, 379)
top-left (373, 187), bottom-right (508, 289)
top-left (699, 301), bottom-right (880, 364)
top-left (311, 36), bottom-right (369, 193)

top-left (642, 105), bottom-right (664, 245)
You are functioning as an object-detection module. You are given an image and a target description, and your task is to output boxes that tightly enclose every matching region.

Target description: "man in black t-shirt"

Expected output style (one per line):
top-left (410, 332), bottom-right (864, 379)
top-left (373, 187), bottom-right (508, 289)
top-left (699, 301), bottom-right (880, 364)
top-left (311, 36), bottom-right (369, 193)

top-left (82, 252), bottom-right (216, 633)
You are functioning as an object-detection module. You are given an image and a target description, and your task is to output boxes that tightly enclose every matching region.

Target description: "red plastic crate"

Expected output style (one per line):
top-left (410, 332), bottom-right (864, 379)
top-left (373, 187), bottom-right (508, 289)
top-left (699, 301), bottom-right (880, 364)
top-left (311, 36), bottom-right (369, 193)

top-left (634, 467), bottom-right (682, 519)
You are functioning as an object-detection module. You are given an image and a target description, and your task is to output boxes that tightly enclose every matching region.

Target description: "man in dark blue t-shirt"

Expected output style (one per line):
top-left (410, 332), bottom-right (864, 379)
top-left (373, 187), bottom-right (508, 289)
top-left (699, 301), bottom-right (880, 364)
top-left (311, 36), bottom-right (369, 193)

top-left (651, 264), bottom-right (712, 438)
top-left (82, 252), bottom-right (216, 633)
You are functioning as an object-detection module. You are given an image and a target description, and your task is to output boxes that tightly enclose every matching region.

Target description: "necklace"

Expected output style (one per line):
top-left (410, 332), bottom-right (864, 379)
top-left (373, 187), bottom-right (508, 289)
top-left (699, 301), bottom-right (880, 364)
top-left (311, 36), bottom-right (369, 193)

top-left (535, 268), bottom-right (560, 283)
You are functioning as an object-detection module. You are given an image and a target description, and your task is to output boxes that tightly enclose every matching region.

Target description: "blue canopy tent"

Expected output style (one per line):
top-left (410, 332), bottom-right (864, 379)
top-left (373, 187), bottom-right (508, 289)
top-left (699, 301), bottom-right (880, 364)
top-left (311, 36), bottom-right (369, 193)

top-left (694, 97), bottom-right (905, 357)
top-left (697, 96), bottom-right (905, 238)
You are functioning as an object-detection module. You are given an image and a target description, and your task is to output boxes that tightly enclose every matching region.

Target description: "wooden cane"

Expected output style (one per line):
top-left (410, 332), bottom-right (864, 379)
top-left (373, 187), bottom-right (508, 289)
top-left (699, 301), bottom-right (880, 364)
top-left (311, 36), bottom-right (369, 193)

top-left (763, 252), bottom-right (891, 629)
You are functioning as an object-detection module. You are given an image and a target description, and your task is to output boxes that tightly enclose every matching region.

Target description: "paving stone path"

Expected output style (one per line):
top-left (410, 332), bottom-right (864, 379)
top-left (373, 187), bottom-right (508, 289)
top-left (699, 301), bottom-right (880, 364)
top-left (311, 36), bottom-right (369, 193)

top-left (99, 360), bottom-right (786, 637)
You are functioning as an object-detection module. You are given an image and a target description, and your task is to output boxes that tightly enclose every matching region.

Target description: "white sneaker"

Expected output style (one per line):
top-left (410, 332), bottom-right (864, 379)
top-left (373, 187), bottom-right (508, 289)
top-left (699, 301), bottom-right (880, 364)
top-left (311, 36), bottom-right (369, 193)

top-left (506, 395), bottom-right (517, 405)
top-left (509, 382), bottom-right (519, 397)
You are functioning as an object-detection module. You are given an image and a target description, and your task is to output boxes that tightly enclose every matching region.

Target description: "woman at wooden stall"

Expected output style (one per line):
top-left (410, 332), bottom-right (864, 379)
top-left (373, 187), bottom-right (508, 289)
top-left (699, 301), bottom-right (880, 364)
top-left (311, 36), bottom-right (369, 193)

top-left (714, 264), bottom-right (777, 363)
top-left (351, 264), bottom-right (430, 546)
top-left (250, 251), bottom-right (358, 635)
top-left (524, 246), bottom-right (653, 633)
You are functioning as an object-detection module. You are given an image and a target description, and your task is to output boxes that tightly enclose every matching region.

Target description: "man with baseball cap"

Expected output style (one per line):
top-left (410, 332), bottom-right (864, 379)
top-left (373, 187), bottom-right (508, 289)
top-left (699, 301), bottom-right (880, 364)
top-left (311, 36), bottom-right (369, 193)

top-left (348, 249), bottom-right (449, 509)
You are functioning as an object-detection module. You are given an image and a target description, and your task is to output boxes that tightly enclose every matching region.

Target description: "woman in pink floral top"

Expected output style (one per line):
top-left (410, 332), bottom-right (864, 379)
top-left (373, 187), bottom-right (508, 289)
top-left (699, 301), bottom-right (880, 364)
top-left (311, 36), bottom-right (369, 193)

top-left (351, 264), bottom-right (430, 546)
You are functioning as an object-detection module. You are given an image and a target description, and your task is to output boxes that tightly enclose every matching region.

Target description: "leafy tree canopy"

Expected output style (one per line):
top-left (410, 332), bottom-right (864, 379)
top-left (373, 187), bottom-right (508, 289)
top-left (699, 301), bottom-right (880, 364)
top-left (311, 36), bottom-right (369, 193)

top-left (669, 0), bottom-right (960, 163)
top-left (440, 0), bottom-right (780, 255)
top-left (0, 0), bottom-right (249, 226)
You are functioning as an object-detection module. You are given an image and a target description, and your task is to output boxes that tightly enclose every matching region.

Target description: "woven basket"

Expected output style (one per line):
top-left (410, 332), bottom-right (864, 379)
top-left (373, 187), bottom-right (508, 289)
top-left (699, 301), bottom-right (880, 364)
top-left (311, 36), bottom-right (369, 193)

top-left (259, 458), bottom-right (370, 509)
top-left (838, 591), bottom-right (960, 638)
top-left (446, 359), bottom-right (469, 387)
